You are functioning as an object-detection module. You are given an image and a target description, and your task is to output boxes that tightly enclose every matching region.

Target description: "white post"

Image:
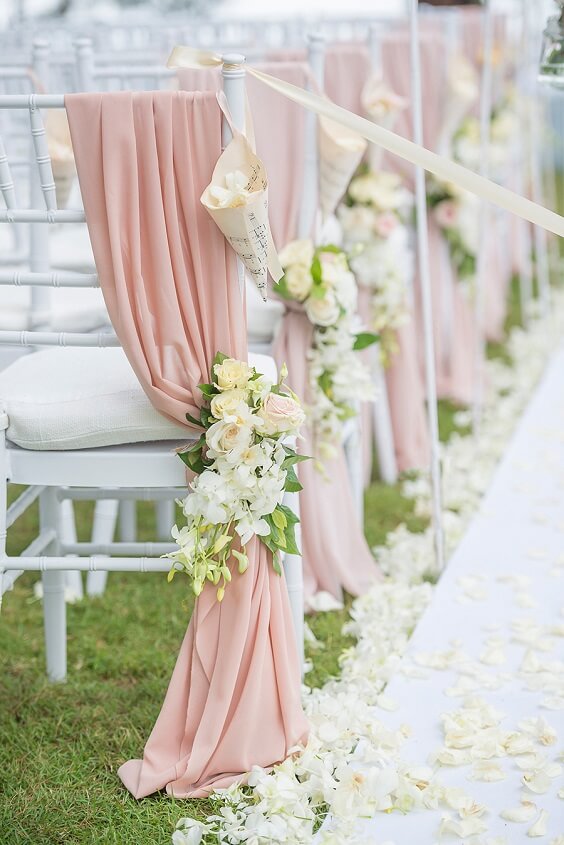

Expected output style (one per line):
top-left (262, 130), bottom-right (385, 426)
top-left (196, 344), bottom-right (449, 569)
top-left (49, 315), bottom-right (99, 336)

top-left (408, 0), bottom-right (445, 572)
top-left (282, 486), bottom-right (305, 679)
top-left (472, 0), bottom-right (494, 437)
top-left (371, 352), bottom-right (398, 485)
top-left (298, 33), bottom-right (324, 240)
top-left (0, 407), bottom-right (8, 605)
top-left (74, 37), bottom-right (96, 92)
top-left (525, 0), bottom-right (551, 325)
top-left (86, 498), bottom-right (120, 597)
top-left (40, 487), bottom-right (66, 681)
top-left (221, 53), bottom-right (247, 299)
top-left (516, 0), bottom-right (534, 327)
top-left (29, 39), bottom-right (52, 326)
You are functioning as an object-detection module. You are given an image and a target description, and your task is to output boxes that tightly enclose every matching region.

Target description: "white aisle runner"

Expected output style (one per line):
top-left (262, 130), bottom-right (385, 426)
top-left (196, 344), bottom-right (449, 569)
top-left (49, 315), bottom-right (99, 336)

top-left (362, 348), bottom-right (564, 843)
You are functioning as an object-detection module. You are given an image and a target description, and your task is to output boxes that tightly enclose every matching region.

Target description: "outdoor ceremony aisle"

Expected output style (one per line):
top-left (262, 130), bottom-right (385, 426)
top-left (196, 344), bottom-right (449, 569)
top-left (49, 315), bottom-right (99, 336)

top-left (360, 347), bottom-right (564, 843)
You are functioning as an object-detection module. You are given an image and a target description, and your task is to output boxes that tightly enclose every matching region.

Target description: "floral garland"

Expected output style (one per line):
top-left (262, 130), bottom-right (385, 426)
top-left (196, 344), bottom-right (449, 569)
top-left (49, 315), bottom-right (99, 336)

top-left (167, 354), bottom-right (307, 600)
top-left (429, 95), bottom-right (519, 290)
top-left (338, 167), bottom-right (413, 364)
top-left (274, 240), bottom-right (377, 462)
top-left (171, 291), bottom-right (564, 845)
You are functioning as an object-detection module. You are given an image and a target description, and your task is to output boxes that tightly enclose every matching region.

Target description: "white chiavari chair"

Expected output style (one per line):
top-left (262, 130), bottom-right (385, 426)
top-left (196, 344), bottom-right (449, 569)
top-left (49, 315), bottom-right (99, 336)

top-left (0, 57), bottom-right (305, 681)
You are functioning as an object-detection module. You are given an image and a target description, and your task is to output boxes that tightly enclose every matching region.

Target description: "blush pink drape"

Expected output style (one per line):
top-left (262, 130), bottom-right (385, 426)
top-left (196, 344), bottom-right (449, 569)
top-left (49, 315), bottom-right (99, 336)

top-left (250, 63), bottom-right (380, 601)
top-left (381, 30), bottom-right (481, 405)
top-left (65, 89), bottom-right (307, 798)
top-left (324, 44), bottom-right (430, 471)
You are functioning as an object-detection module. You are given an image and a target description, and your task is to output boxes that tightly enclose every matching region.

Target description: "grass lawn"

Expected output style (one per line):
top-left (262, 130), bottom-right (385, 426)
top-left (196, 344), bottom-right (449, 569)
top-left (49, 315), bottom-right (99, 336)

top-left (0, 277), bottom-right (524, 844)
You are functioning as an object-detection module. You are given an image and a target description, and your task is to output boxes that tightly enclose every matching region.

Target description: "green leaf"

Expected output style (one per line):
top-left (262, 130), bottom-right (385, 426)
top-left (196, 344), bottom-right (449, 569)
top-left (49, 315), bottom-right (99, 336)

top-left (317, 243), bottom-right (343, 255)
top-left (167, 568), bottom-right (176, 582)
top-left (272, 551), bottom-right (282, 575)
top-left (271, 507), bottom-right (288, 531)
top-left (185, 411), bottom-right (204, 428)
top-left (318, 370), bottom-right (333, 398)
top-left (277, 503), bottom-right (300, 526)
top-left (199, 383), bottom-right (216, 399)
top-left (200, 406), bottom-right (213, 428)
top-left (283, 464), bottom-right (303, 493)
top-left (273, 275), bottom-right (292, 300)
top-left (310, 255), bottom-right (323, 284)
top-left (281, 448), bottom-right (311, 469)
top-left (178, 449), bottom-right (206, 475)
top-left (282, 520), bottom-right (301, 556)
top-left (353, 331), bottom-right (380, 351)
top-left (212, 351), bottom-right (228, 370)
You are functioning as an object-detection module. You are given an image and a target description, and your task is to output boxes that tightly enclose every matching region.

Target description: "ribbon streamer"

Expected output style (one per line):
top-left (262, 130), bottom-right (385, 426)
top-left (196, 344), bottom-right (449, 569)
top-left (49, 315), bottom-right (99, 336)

top-left (168, 46), bottom-right (564, 238)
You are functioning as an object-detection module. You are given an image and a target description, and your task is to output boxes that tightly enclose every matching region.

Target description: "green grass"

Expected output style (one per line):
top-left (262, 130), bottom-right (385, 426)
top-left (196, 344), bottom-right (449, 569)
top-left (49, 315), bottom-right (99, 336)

top-left (0, 271), bottom-right (526, 844)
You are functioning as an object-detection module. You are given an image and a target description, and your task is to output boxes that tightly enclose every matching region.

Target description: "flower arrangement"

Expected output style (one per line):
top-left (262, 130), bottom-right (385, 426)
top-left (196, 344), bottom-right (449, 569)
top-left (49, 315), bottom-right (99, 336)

top-left (338, 167), bottom-right (413, 363)
top-left (274, 240), bottom-right (377, 461)
top-left (430, 94), bottom-right (519, 291)
top-left (167, 354), bottom-right (307, 601)
top-left (428, 178), bottom-right (479, 286)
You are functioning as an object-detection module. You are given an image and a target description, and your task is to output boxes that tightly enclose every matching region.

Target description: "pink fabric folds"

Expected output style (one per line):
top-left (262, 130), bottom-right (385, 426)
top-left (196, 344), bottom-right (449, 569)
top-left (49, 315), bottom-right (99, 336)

top-left (65, 89), bottom-right (307, 798)
top-left (382, 31), bottom-right (481, 405)
top-left (324, 44), bottom-right (371, 117)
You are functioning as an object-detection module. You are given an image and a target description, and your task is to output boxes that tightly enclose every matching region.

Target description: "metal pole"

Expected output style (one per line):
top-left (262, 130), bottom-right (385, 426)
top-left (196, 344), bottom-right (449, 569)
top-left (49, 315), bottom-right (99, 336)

top-left (472, 0), bottom-right (494, 437)
top-left (408, 0), bottom-right (445, 572)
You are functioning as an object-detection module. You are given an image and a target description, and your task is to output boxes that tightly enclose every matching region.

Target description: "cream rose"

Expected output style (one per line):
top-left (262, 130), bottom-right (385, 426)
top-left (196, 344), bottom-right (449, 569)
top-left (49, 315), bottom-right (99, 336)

top-left (278, 239), bottom-right (314, 269)
top-left (206, 419), bottom-right (253, 455)
top-left (305, 292), bottom-right (340, 327)
top-left (214, 358), bottom-right (253, 391)
top-left (257, 392), bottom-right (305, 435)
top-left (284, 264), bottom-right (313, 301)
top-left (210, 388), bottom-right (250, 420)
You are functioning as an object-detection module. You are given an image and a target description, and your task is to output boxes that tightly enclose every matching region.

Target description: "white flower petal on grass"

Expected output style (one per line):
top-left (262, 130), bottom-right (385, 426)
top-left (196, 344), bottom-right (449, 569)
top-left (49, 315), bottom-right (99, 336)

top-left (527, 809), bottom-right (548, 837)
top-left (500, 801), bottom-right (537, 822)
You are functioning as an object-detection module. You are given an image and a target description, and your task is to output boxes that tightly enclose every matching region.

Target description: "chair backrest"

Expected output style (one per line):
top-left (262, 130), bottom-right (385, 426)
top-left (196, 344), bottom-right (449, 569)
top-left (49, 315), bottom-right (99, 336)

top-left (0, 56), bottom-right (248, 352)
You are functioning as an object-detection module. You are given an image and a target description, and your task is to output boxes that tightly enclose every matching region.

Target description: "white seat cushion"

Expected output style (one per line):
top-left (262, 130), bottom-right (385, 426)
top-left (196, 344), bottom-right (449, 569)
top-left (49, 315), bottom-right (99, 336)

top-left (0, 285), bottom-right (111, 333)
top-left (0, 347), bottom-right (277, 451)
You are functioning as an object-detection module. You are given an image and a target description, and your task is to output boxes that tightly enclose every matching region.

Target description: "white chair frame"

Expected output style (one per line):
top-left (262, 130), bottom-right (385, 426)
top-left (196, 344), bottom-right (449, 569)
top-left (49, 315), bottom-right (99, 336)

top-left (0, 60), bottom-right (304, 681)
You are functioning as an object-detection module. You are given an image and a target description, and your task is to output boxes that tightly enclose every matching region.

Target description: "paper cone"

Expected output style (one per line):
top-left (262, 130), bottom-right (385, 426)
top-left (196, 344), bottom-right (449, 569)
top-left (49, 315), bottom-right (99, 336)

top-left (201, 132), bottom-right (282, 301)
top-left (319, 115), bottom-right (367, 219)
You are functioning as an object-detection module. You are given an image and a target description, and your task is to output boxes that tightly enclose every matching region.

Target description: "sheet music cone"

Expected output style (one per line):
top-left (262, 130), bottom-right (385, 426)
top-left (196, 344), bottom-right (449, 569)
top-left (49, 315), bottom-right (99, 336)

top-left (319, 114), bottom-right (367, 219)
top-left (201, 133), bottom-right (282, 300)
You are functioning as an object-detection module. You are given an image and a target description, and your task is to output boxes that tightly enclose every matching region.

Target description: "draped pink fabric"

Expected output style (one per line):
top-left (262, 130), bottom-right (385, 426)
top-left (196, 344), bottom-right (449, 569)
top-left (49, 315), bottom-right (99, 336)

top-left (65, 89), bottom-right (308, 798)
top-left (324, 43), bottom-right (429, 470)
top-left (251, 63), bottom-right (379, 600)
top-left (382, 30), bottom-right (481, 405)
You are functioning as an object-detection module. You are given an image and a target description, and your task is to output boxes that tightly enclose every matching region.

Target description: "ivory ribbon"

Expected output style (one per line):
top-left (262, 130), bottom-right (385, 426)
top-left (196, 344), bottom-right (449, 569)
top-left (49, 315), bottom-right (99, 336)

top-left (167, 46), bottom-right (564, 238)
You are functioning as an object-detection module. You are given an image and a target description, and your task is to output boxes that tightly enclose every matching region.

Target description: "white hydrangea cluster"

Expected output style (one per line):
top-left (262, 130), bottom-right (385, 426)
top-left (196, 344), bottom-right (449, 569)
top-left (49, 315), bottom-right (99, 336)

top-left (171, 292), bottom-right (564, 845)
top-left (276, 240), bottom-right (377, 462)
top-left (339, 169), bottom-right (413, 354)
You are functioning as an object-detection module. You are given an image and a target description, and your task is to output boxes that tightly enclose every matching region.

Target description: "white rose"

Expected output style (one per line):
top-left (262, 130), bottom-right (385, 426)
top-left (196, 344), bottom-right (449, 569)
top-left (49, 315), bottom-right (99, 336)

top-left (213, 358), bottom-right (253, 391)
top-left (305, 292), bottom-right (340, 327)
top-left (284, 263), bottom-right (313, 301)
top-left (278, 239), bottom-right (314, 269)
top-left (257, 392), bottom-right (306, 435)
top-left (206, 419), bottom-right (253, 455)
top-left (209, 388), bottom-right (250, 419)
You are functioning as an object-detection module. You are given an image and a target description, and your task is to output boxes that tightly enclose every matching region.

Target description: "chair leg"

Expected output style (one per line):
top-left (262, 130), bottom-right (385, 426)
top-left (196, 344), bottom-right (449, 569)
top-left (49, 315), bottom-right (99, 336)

top-left (343, 414), bottom-right (365, 526)
top-left (372, 356), bottom-right (398, 486)
top-left (119, 499), bottom-right (137, 542)
top-left (155, 499), bottom-right (175, 542)
top-left (59, 498), bottom-right (83, 601)
top-left (0, 407), bottom-right (8, 603)
top-left (86, 499), bottom-right (119, 597)
top-left (40, 488), bottom-right (66, 682)
top-left (282, 487), bottom-right (304, 680)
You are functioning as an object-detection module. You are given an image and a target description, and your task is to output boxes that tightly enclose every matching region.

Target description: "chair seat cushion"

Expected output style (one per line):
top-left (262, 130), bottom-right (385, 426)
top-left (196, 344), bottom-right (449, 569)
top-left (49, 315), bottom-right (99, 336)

top-left (0, 347), bottom-right (278, 451)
